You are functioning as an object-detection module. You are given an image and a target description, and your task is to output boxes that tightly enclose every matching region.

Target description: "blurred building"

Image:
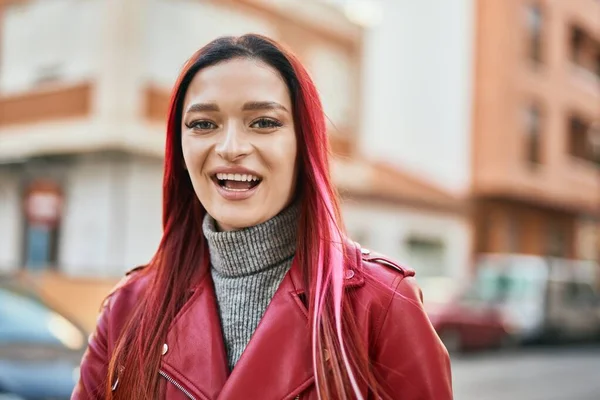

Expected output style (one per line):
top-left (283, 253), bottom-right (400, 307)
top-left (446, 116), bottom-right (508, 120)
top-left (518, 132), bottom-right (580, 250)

top-left (0, 0), bottom-right (597, 290)
top-left (0, 0), bottom-right (473, 283)
top-left (471, 0), bottom-right (600, 263)
top-left (0, 0), bottom-right (360, 277)
top-left (360, 0), bottom-right (600, 278)
top-left (346, 0), bottom-right (476, 281)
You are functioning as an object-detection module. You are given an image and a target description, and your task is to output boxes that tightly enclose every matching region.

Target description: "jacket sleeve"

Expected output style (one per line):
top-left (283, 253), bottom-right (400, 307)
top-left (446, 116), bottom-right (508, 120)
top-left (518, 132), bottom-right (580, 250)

top-left (372, 276), bottom-right (453, 400)
top-left (71, 298), bottom-right (113, 399)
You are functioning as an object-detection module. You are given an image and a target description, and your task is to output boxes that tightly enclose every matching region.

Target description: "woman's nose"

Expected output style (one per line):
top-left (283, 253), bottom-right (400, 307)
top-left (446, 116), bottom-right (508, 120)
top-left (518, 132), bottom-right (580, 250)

top-left (215, 125), bottom-right (251, 162)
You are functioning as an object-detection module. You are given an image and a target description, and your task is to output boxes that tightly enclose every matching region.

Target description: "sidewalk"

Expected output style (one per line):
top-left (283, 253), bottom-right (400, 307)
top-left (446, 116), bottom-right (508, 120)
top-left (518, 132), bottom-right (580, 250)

top-left (27, 271), bottom-right (119, 333)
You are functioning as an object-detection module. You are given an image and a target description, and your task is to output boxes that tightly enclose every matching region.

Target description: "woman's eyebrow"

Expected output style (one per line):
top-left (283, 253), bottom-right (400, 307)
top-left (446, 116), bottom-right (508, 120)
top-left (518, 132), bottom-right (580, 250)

top-left (242, 101), bottom-right (289, 113)
top-left (185, 103), bottom-right (220, 113)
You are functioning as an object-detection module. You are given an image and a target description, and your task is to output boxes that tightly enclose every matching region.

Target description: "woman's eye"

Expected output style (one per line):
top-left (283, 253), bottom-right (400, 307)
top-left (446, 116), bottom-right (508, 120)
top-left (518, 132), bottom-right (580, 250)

top-left (187, 120), bottom-right (217, 130)
top-left (250, 118), bottom-right (282, 129)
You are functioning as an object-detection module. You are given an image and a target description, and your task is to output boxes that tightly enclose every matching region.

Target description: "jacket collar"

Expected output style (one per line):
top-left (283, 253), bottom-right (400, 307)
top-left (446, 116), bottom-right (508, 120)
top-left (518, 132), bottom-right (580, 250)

top-left (159, 240), bottom-right (364, 400)
top-left (159, 272), bottom-right (228, 399)
top-left (287, 239), bottom-right (365, 294)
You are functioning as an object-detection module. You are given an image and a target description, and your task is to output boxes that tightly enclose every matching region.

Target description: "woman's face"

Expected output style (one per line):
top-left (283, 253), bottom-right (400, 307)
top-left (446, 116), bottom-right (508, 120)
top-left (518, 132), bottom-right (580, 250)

top-left (181, 58), bottom-right (298, 231)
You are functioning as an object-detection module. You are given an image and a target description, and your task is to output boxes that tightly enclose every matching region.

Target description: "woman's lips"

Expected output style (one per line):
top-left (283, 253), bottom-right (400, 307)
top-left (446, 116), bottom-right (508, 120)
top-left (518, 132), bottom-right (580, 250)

top-left (212, 178), bottom-right (261, 201)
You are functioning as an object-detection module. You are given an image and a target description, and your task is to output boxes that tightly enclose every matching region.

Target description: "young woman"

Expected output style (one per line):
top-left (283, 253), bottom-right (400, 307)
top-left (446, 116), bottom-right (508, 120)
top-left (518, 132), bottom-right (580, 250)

top-left (73, 34), bottom-right (452, 400)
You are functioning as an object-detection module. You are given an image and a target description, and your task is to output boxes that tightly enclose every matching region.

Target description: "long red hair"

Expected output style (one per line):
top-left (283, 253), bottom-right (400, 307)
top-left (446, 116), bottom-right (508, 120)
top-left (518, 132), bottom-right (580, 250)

top-left (106, 34), bottom-right (382, 399)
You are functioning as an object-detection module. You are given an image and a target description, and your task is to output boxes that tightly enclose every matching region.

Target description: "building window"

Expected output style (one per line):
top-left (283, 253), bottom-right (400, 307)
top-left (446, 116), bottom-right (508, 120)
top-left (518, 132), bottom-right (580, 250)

top-left (21, 180), bottom-right (63, 271)
top-left (570, 25), bottom-right (600, 80)
top-left (478, 213), bottom-right (492, 253)
top-left (545, 220), bottom-right (568, 258)
top-left (405, 236), bottom-right (446, 277)
top-left (571, 27), bottom-right (584, 61)
top-left (526, 4), bottom-right (543, 65)
top-left (506, 215), bottom-right (520, 253)
top-left (568, 115), bottom-right (598, 165)
top-left (524, 105), bottom-right (542, 165)
top-left (575, 217), bottom-right (598, 261)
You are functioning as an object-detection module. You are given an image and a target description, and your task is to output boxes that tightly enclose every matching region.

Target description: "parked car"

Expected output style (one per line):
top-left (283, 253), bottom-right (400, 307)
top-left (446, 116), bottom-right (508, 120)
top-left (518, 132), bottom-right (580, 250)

top-left (0, 274), bottom-right (87, 400)
top-left (427, 254), bottom-right (600, 353)
top-left (474, 254), bottom-right (600, 344)
top-left (423, 277), bottom-right (511, 353)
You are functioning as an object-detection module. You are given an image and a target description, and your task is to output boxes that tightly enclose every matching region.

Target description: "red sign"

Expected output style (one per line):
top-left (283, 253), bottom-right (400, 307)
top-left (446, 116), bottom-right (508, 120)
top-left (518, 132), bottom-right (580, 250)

top-left (24, 181), bottom-right (63, 227)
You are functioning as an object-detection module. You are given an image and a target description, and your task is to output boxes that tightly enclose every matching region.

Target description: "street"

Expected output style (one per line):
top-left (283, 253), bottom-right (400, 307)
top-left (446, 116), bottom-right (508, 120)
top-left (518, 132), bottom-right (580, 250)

top-left (452, 345), bottom-right (600, 400)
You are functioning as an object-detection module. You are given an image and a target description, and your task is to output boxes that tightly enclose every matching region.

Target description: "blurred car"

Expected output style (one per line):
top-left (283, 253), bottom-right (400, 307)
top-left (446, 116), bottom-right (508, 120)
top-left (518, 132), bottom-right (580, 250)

top-left (0, 274), bottom-right (87, 400)
top-left (424, 279), bottom-right (511, 353)
top-left (474, 254), bottom-right (600, 344)
top-left (426, 255), bottom-right (600, 353)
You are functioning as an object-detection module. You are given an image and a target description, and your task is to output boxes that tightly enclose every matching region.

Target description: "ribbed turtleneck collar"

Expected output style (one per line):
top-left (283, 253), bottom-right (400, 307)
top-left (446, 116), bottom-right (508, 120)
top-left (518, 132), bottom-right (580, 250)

top-left (202, 202), bottom-right (299, 278)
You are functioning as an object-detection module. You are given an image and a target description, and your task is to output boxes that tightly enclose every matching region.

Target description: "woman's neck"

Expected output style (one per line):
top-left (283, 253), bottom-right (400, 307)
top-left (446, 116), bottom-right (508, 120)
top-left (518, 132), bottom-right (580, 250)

top-left (202, 202), bottom-right (300, 277)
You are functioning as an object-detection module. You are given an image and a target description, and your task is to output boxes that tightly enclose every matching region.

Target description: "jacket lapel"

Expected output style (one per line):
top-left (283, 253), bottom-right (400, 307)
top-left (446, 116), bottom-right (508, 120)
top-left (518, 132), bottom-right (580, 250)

top-left (217, 262), bottom-right (313, 400)
top-left (159, 241), bottom-right (365, 400)
top-left (217, 242), bottom-right (364, 400)
top-left (160, 273), bottom-right (229, 400)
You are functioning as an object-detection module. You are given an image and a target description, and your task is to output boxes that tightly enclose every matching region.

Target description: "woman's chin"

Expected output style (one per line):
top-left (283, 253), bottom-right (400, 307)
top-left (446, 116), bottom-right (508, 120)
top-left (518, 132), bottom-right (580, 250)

top-left (213, 212), bottom-right (268, 232)
top-left (205, 197), bottom-right (289, 232)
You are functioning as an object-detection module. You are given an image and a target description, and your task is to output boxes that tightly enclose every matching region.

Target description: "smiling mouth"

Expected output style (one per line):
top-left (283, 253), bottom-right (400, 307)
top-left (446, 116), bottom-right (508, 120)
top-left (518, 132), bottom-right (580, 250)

top-left (212, 173), bottom-right (262, 192)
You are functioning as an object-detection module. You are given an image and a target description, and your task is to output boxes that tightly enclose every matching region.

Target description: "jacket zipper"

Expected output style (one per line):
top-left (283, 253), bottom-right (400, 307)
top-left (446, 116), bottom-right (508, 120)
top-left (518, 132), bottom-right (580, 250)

top-left (159, 370), bottom-right (197, 400)
top-left (159, 369), bottom-right (301, 400)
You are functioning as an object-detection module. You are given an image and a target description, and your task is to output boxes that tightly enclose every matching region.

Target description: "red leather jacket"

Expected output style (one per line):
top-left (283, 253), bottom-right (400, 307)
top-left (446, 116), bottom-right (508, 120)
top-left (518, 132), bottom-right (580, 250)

top-left (72, 244), bottom-right (452, 399)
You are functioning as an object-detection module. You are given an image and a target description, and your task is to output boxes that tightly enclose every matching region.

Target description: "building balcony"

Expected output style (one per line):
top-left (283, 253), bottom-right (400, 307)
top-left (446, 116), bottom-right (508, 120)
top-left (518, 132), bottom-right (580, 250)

top-left (473, 155), bottom-right (600, 216)
top-left (0, 83), bottom-right (92, 127)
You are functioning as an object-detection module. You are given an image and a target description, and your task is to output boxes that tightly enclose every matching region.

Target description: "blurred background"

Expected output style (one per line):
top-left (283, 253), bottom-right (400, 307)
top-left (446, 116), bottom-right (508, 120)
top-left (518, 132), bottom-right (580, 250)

top-left (0, 0), bottom-right (599, 399)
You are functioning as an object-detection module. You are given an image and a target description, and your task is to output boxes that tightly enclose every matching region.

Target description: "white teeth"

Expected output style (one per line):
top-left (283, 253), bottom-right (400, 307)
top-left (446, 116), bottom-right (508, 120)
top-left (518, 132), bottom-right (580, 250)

top-left (215, 172), bottom-right (261, 182)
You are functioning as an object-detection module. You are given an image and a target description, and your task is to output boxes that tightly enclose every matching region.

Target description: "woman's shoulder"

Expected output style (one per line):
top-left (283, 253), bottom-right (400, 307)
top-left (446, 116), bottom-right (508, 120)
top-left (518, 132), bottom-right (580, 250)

top-left (350, 245), bottom-right (453, 398)
top-left (349, 243), bottom-right (425, 315)
top-left (101, 265), bottom-right (152, 313)
top-left (351, 243), bottom-right (418, 292)
top-left (358, 246), bottom-right (416, 283)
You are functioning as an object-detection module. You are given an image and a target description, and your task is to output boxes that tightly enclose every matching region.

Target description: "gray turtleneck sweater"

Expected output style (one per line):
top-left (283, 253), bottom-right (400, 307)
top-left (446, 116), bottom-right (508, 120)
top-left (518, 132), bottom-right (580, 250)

top-left (202, 203), bottom-right (299, 370)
